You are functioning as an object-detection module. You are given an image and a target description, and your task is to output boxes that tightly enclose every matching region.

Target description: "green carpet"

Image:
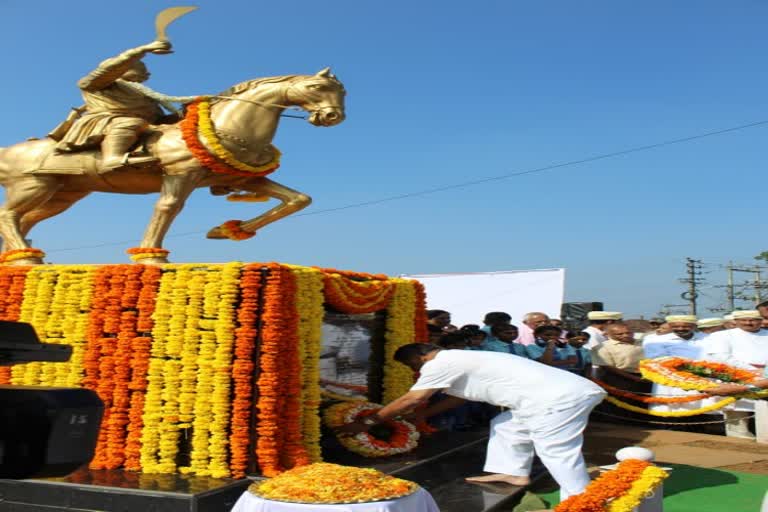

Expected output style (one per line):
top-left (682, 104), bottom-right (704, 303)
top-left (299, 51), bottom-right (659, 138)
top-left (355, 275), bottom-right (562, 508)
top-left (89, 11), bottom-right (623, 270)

top-left (532, 464), bottom-right (768, 512)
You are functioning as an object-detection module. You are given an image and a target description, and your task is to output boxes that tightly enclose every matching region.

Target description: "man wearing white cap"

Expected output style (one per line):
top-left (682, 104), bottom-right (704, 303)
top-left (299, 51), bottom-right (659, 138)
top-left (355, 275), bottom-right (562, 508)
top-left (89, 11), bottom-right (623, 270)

top-left (642, 316), bottom-right (712, 414)
top-left (723, 313), bottom-right (737, 330)
top-left (643, 315), bottom-right (707, 360)
top-left (704, 310), bottom-right (768, 438)
top-left (697, 317), bottom-right (725, 335)
top-left (583, 311), bottom-right (623, 349)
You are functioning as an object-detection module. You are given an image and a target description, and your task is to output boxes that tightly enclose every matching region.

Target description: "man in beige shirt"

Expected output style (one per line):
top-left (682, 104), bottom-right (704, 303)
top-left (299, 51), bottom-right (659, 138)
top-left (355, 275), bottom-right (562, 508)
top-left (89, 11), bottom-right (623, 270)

top-left (592, 323), bottom-right (648, 392)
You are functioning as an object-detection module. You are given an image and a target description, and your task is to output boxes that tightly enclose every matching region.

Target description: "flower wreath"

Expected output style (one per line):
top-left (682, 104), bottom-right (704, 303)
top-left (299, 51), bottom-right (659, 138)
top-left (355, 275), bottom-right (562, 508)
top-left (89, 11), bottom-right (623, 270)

top-left (639, 357), bottom-right (763, 392)
top-left (323, 401), bottom-right (419, 458)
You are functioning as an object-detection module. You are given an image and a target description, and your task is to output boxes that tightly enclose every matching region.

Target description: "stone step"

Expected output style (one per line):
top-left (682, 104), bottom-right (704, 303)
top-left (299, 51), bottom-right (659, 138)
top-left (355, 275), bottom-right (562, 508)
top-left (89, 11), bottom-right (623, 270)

top-left (388, 436), bottom-right (546, 512)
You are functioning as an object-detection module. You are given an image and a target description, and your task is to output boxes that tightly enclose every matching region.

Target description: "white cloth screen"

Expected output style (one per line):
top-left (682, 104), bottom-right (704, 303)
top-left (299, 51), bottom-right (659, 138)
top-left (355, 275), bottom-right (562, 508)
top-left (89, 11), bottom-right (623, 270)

top-left (403, 269), bottom-right (565, 327)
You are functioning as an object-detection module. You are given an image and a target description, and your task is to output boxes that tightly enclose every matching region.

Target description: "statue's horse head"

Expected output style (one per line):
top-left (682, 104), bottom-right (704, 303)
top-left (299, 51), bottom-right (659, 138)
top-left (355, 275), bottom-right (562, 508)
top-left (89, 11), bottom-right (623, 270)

top-left (216, 68), bottom-right (346, 127)
top-left (284, 68), bottom-right (346, 127)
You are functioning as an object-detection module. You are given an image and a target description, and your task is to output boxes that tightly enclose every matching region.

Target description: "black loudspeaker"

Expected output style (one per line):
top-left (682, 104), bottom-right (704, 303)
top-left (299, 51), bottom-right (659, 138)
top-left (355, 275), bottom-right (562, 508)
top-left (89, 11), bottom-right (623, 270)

top-left (0, 386), bottom-right (103, 478)
top-left (561, 302), bottom-right (604, 330)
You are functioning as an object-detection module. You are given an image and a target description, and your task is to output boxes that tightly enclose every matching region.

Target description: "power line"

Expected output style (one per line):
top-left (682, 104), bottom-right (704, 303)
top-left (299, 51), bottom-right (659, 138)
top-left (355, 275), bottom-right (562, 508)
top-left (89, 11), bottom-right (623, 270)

top-left (45, 118), bottom-right (768, 254)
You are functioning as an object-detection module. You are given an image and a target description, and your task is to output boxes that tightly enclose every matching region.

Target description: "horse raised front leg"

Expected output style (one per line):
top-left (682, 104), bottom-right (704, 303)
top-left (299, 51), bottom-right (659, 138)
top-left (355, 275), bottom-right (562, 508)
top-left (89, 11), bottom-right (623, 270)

top-left (138, 174), bottom-right (202, 264)
top-left (206, 178), bottom-right (311, 239)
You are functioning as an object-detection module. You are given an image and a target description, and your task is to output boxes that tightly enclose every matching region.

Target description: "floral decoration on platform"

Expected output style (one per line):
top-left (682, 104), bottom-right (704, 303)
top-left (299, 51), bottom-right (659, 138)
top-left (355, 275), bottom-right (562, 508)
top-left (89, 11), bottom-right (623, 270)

top-left (555, 459), bottom-right (668, 512)
top-left (0, 263), bottom-right (428, 478)
top-left (250, 462), bottom-right (419, 504)
top-left (324, 401), bottom-right (419, 457)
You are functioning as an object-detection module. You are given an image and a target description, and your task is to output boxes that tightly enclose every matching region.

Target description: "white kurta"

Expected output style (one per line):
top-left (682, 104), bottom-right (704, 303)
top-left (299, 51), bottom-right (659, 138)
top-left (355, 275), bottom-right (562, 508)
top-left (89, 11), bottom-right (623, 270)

top-left (411, 350), bottom-right (605, 501)
top-left (641, 332), bottom-right (713, 412)
top-left (583, 325), bottom-right (607, 349)
top-left (701, 328), bottom-right (768, 411)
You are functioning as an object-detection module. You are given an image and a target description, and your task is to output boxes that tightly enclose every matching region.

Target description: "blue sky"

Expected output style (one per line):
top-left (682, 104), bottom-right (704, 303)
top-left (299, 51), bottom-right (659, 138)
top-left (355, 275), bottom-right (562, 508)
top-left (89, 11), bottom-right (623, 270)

top-left (1, 1), bottom-right (766, 318)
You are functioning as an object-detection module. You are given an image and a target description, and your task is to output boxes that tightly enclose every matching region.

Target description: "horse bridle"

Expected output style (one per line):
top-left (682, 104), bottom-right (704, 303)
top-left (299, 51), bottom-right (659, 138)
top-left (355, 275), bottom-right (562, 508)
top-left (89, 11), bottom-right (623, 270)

top-left (209, 82), bottom-right (344, 120)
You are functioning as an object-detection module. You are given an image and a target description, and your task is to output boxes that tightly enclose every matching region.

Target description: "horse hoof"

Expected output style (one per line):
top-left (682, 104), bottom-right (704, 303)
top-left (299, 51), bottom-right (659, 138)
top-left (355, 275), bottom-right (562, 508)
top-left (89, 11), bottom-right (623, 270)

top-left (206, 227), bottom-right (227, 240)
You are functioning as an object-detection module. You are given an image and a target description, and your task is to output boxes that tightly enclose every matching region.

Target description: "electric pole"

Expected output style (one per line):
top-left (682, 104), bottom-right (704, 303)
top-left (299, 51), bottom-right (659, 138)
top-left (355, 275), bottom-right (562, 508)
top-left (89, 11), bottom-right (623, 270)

top-left (680, 258), bottom-right (703, 316)
top-left (726, 261), bottom-right (735, 312)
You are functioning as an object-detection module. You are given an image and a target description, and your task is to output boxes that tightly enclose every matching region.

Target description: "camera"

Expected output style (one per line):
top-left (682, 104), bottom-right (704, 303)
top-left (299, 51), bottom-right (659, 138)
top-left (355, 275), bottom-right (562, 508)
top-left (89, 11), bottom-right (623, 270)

top-left (0, 321), bottom-right (103, 479)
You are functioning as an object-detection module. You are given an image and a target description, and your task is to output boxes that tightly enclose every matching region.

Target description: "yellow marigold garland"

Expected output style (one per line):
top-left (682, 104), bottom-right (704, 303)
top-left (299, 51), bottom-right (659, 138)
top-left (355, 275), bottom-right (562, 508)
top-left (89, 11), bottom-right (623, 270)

top-left (602, 394), bottom-right (768, 417)
top-left (140, 267), bottom-right (180, 473)
top-left (607, 464), bottom-right (669, 512)
top-left (288, 265), bottom-right (325, 463)
top-left (208, 262), bottom-right (242, 477)
top-left (382, 279), bottom-right (418, 403)
top-left (197, 100), bottom-right (282, 175)
top-left (11, 266), bottom-right (95, 386)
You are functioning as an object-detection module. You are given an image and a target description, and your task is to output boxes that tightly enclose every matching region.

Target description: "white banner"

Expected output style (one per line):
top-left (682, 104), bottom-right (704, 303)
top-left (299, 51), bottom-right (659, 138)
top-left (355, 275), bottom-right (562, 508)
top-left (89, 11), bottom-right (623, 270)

top-left (402, 269), bottom-right (566, 328)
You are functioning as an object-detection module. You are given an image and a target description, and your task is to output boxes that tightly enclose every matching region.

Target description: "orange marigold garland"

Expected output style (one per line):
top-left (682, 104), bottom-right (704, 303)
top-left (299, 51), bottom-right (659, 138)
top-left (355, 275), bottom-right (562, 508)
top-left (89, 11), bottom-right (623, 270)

top-left (593, 379), bottom-right (712, 404)
top-left (104, 265), bottom-right (146, 469)
top-left (230, 265), bottom-right (262, 478)
top-left (412, 281), bottom-right (428, 343)
top-left (180, 100), bottom-right (280, 178)
top-left (0, 248), bottom-right (45, 264)
top-left (256, 263), bottom-right (308, 476)
top-left (0, 266), bottom-right (31, 383)
top-left (219, 220), bottom-right (256, 241)
top-left (555, 459), bottom-right (649, 512)
top-left (323, 273), bottom-right (395, 314)
top-left (87, 266), bottom-right (127, 469)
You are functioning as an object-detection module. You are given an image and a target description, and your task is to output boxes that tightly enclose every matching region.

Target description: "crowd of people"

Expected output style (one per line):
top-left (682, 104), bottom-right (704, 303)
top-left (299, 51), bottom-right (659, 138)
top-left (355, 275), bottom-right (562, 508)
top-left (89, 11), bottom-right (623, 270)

top-left (425, 305), bottom-right (768, 439)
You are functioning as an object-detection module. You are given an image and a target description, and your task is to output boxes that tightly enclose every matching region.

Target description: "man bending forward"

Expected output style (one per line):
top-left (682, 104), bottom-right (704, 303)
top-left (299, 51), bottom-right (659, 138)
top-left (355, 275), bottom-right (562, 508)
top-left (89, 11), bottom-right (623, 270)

top-left (339, 344), bottom-right (605, 501)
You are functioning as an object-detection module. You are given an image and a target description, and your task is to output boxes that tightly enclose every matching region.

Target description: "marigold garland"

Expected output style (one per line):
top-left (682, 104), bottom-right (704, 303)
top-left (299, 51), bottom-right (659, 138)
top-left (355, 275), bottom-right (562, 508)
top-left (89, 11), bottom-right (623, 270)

top-left (208, 262), bottom-right (242, 477)
top-left (219, 220), bottom-right (256, 241)
top-left (323, 273), bottom-right (395, 314)
top-left (12, 266), bottom-right (95, 387)
top-left (0, 248), bottom-right (45, 264)
top-left (412, 282), bottom-right (429, 343)
top-left (251, 463), bottom-right (418, 504)
top-left (181, 100), bottom-right (281, 177)
top-left (0, 266), bottom-right (31, 383)
top-left (593, 379), bottom-right (712, 404)
top-left (324, 402), bottom-right (419, 457)
top-left (126, 247), bottom-right (170, 263)
top-left (383, 279), bottom-right (419, 403)
top-left (256, 264), bottom-right (308, 476)
top-left (607, 464), bottom-right (669, 512)
top-left (603, 394), bottom-right (749, 417)
top-left (229, 265), bottom-right (262, 477)
top-left (0, 262), bottom-right (429, 478)
top-left (640, 357), bottom-right (761, 391)
top-left (289, 265), bottom-right (325, 463)
top-left (555, 459), bottom-right (668, 512)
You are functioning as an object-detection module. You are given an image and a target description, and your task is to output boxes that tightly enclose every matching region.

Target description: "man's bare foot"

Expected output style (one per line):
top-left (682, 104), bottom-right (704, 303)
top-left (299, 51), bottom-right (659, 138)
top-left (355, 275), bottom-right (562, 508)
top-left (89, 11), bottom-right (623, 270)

top-left (465, 474), bottom-right (531, 485)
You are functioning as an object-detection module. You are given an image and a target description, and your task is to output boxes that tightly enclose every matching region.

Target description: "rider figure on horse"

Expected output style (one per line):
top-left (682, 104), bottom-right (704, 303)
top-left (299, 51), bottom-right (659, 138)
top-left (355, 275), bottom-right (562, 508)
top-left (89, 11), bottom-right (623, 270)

top-left (52, 40), bottom-right (199, 173)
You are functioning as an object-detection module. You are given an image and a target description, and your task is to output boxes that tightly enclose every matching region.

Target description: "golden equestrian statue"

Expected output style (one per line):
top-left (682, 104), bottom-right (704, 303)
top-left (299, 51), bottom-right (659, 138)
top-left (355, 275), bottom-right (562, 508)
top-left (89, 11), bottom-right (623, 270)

top-left (0, 7), bottom-right (346, 265)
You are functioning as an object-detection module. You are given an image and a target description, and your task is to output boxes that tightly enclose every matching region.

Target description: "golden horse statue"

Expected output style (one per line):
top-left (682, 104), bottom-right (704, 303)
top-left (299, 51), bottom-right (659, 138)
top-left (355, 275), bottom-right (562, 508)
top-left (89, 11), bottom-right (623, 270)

top-left (0, 69), bottom-right (346, 265)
